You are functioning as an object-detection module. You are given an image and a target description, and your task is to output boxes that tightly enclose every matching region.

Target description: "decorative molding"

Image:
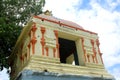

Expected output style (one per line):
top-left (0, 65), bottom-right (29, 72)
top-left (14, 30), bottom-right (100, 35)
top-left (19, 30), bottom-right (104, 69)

top-left (53, 48), bottom-right (56, 58)
top-left (31, 37), bottom-right (37, 54)
top-left (100, 53), bottom-right (103, 64)
top-left (54, 30), bottom-right (60, 58)
top-left (34, 16), bottom-right (98, 35)
top-left (40, 27), bottom-right (46, 56)
top-left (45, 47), bottom-right (49, 56)
top-left (91, 39), bottom-right (98, 64)
top-left (45, 34), bottom-right (56, 48)
top-left (27, 42), bottom-right (31, 58)
top-left (96, 39), bottom-right (100, 46)
top-left (80, 37), bottom-right (87, 62)
top-left (92, 55), bottom-right (95, 63)
top-left (23, 55), bottom-right (113, 79)
top-left (20, 55), bottom-right (24, 67)
top-left (87, 54), bottom-right (90, 62)
top-left (31, 23), bottom-right (37, 37)
top-left (96, 39), bottom-right (103, 64)
top-left (84, 46), bottom-right (93, 54)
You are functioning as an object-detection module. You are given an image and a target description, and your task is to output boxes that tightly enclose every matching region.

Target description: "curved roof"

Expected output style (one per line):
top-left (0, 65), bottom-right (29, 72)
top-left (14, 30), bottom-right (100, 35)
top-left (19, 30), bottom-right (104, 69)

top-left (34, 14), bottom-right (83, 30)
top-left (33, 14), bottom-right (97, 35)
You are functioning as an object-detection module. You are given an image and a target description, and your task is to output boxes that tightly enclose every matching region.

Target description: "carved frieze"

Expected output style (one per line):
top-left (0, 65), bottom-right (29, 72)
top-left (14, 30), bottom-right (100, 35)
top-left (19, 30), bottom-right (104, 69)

top-left (84, 46), bottom-right (93, 54)
top-left (45, 29), bottom-right (56, 48)
top-left (83, 39), bottom-right (93, 55)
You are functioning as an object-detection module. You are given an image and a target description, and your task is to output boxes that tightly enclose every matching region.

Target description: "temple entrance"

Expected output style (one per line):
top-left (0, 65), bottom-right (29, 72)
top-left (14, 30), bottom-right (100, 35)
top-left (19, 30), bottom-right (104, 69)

top-left (58, 38), bottom-right (79, 65)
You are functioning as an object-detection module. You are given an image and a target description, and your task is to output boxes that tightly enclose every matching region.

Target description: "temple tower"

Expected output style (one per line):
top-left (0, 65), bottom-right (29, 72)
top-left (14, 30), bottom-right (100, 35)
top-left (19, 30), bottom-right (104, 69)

top-left (9, 11), bottom-right (114, 80)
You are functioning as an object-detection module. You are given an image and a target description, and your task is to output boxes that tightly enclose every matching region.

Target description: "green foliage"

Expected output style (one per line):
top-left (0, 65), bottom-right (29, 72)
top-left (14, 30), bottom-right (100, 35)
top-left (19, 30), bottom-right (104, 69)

top-left (0, 0), bottom-right (45, 70)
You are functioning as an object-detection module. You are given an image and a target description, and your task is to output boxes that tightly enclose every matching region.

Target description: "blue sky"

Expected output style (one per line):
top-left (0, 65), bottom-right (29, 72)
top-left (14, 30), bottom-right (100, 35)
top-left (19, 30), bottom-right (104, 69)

top-left (0, 0), bottom-right (120, 80)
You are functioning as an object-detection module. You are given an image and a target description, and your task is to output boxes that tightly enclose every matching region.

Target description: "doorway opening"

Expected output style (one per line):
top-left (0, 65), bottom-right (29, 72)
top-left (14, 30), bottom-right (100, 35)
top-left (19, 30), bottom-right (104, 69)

top-left (58, 38), bottom-right (79, 65)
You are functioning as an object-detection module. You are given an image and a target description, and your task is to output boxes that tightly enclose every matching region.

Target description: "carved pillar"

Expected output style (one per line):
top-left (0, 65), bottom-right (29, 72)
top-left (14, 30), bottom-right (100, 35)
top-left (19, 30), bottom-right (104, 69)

top-left (87, 54), bottom-right (90, 62)
top-left (27, 29), bottom-right (31, 59)
top-left (31, 37), bottom-right (37, 54)
top-left (25, 53), bottom-right (27, 61)
top-left (53, 48), bottom-right (56, 58)
top-left (20, 55), bottom-right (24, 66)
top-left (92, 55), bottom-right (95, 63)
top-left (54, 30), bottom-right (59, 58)
top-left (20, 42), bottom-right (24, 66)
top-left (40, 27), bottom-right (46, 56)
top-left (81, 37), bottom-right (86, 62)
top-left (24, 53), bottom-right (27, 64)
top-left (91, 39), bottom-right (98, 63)
top-left (100, 53), bottom-right (103, 64)
top-left (31, 23), bottom-right (37, 37)
top-left (45, 47), bottom-right (49, 56)
top-left (27, 42), bottom-right (31, 58)
top-left (96, 39), bottom-right (103, 64)
top-left (31, 23), bottom-right (37, 54)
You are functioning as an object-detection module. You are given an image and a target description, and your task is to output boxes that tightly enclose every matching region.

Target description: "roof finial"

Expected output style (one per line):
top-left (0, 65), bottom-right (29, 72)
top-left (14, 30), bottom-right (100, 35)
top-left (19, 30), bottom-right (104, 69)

top-left (44, 10), bottom-right (53, 16)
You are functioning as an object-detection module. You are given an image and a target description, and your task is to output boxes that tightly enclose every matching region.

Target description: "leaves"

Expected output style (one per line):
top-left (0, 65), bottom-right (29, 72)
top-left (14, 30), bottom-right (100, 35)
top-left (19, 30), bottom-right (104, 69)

top-left (0, 0), bottom-right (45, 71)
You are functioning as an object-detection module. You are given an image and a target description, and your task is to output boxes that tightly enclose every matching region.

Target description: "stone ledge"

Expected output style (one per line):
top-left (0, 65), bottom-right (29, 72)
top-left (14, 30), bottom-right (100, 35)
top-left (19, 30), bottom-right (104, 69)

top-left (85, 62), bottom-right (104, 69)
top-left (24, 57), bottom-right (114, 79)
top-left (31, 55), bottom-right (60, 63)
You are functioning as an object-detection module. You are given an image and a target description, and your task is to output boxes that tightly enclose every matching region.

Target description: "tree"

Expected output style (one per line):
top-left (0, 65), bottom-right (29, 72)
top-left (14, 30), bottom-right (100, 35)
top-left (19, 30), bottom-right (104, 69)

top-left (0, 0), bottom-right (45, 71)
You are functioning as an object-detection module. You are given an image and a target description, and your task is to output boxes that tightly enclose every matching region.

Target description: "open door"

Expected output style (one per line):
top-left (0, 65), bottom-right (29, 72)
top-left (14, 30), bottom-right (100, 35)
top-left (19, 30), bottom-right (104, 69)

top-left (58, 38), bottom-right (79, 65)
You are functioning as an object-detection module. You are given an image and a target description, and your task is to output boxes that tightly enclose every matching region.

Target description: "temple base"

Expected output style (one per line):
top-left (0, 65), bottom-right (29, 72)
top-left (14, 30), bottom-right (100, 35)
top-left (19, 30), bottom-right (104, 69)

top-left (13, 55), bottom-right (115, 80)
top-left (17, 69), bottom-right (115, 80)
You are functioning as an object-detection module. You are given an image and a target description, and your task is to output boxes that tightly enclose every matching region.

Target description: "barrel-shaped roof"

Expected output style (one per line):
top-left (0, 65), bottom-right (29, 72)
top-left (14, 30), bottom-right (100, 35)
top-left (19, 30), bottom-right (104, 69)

top-left (34, 14), bottom-right (83, 30)
top-left (34, 14), bottom-right (97, 35)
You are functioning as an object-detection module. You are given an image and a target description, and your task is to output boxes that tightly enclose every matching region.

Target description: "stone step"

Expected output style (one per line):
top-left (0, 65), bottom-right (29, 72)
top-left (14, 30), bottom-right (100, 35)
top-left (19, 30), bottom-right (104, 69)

top-left (24, 56), bottom-right (112, 78)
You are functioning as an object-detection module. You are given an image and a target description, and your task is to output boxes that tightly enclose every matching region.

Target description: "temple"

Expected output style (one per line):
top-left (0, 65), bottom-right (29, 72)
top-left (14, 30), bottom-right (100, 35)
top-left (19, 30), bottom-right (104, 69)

top-left (9, 11), bottom-right (114, 80)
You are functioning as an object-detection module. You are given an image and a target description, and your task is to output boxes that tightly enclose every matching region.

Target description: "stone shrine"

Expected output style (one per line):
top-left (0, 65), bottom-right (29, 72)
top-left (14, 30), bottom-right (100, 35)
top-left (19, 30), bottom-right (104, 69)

top-left (9, 11), bottom-right (114, 80)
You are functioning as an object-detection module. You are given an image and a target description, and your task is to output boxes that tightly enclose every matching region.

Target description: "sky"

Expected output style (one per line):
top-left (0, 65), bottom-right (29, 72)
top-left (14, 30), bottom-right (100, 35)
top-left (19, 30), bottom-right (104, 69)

top-left (0, 68), bottom-right (9, 80)
top-left (0, 0), bottom-right (120, 80)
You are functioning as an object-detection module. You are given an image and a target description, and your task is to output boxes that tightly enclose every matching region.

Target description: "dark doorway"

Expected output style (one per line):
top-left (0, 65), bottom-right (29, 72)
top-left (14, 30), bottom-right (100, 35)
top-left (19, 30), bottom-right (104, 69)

top-left (58, 38), bottom-right (79, 65)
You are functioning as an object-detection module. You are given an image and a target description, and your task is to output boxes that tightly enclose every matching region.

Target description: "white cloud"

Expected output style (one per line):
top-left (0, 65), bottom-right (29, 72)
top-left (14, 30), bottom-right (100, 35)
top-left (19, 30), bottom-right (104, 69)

top-left (44, 0), bottom-right (80, 21)
top-left (103, 55), bottom-right (120, 67)
top-left (0, 68), bottom-right (9, 80)
top-left (110, 67), bottom-right (120, 80)
top-left (106, 0), bottom-right (120, 10)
